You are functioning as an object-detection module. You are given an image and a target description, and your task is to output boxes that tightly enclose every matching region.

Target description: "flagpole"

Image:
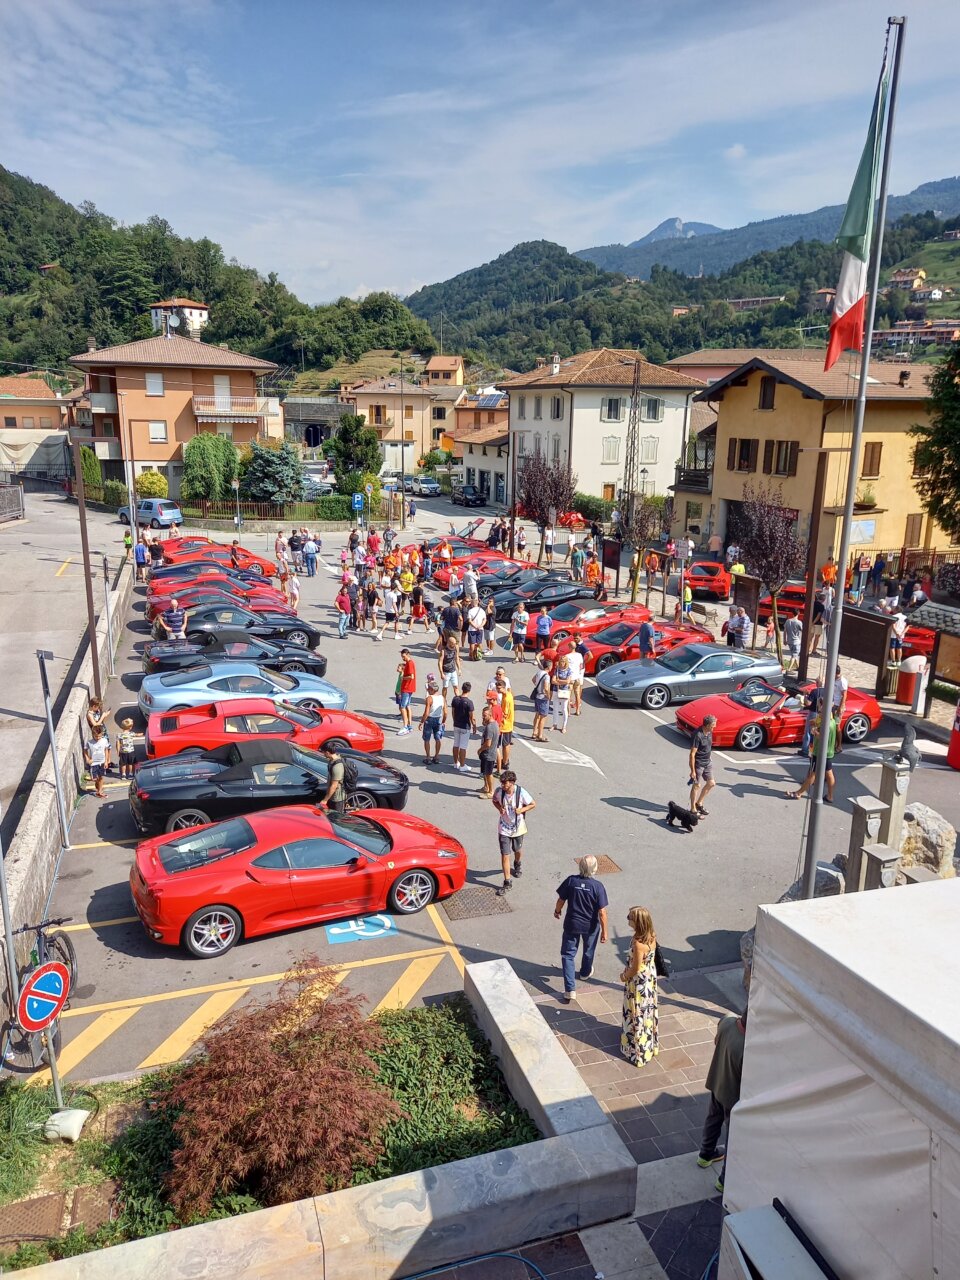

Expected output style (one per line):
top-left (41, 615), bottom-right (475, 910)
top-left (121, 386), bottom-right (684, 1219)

top-left (800, 15), bottom-right (905, 899)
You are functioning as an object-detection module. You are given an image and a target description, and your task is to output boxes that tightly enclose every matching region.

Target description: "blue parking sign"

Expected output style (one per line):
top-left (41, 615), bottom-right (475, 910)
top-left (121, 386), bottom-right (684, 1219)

top-left (351, 493), bottom-right (364, 511)
top-left (325, 914), bottom-right (397, 944)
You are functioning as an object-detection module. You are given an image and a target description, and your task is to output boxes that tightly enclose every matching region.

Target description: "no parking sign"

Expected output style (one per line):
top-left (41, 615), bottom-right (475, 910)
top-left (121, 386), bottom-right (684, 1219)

top-left (17, 961), bottom-right (70, 1033)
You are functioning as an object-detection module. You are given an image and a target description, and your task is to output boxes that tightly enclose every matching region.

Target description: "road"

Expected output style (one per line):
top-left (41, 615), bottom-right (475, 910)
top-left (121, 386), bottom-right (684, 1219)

top-left (27, 495), bottom-right (960, 1082)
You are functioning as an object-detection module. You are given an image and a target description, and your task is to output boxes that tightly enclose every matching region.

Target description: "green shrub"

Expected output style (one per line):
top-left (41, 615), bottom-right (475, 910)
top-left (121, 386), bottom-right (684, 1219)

top-left (574, 492), bottom-right (613, 522)
top-left (315, 495), bottom-right (354, 520)
top-left (102, 479), bottom-right (127, 508)
top-left (79, 445), bottom-right (102, 489)
top-left (135, 471), bottom-right (168, 499)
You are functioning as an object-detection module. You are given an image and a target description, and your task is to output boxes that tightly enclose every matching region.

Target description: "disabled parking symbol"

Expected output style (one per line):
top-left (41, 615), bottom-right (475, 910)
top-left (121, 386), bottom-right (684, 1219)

top-left (325, 913), bottom-right (397, 944)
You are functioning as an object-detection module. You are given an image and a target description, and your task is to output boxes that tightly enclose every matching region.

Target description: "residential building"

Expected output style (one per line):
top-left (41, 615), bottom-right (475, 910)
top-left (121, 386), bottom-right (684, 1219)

top-left (723, 295), bottom-right (786, 312)
top-left (666, 347), bottom-right (830, 385)
top-left (150, 298), bottom-right (210, 337)
top-left (68, 335), bottom-right (277, 496)
top-left (888, 267), bottom-right (926, 291)
top-left (451, 391), bottom-right (509, 504)
top-left (911, 285), bottom-right (945, 302)
top-left (873, 319), bottom-right (960, 349)
top-left (427, 384), bottom-right (466, 451)
top-left (812, 288), bottom-right (836, 312)
top-left (943, 230), bottom-right (960, 242)
top-left (670, 354), bottom-right (952, 559)
top-left (499, 349), bottom-right (703, 503)
top-left (423, 355), bottom-right (465, 386)
top-left (0, 376), bottom-right (67, 431)
top-left (340, 377), bottom-right (450, 469)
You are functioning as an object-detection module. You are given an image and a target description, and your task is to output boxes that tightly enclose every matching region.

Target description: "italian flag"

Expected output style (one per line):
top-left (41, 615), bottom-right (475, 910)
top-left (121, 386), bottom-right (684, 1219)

top-left (825, 64), bottom-right (889, 371)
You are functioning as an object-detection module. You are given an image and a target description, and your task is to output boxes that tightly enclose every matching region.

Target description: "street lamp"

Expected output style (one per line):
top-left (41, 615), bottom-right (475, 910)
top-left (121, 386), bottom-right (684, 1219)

top-left (36, 650), bottom-right (71, 849)
top-left (231, 477), bottom-right (241, 530)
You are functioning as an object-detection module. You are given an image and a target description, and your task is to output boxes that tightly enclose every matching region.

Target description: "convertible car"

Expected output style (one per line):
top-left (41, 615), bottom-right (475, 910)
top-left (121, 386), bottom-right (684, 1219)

top-left (130, 739), bottom-right (409, 833)
top-left (165, 603), bottom-right (321, 650)
top-left (144, 698), bottom-right (382, 759)
top-left (595, 642), bottom-right (783, 709)
top-left (559, 619), bottom-right (713, 674)
top-left (138, 662), bottom-right (348, 718)
top-left (674, 678), bottom-right (881, 751)
top-left (130, 805), bottom-right (467, 957)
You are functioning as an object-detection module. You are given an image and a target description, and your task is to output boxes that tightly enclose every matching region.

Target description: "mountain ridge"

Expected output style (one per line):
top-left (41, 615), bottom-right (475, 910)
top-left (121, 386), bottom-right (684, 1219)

top-left (629, 217), bottom-right (723, 247)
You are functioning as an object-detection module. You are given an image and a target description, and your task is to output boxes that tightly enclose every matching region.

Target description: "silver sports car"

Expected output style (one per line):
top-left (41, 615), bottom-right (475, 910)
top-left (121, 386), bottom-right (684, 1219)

top-left (138, 662), bottom-right (348, 718)
top-left (594, 642), bottom-right (783, 709)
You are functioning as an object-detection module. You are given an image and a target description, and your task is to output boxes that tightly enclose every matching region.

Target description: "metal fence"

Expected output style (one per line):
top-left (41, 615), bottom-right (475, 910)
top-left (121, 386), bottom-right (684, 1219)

top-left (848, 545), bottom-right (960, 576)
top-left (0, 482), bottom-right (25, 522)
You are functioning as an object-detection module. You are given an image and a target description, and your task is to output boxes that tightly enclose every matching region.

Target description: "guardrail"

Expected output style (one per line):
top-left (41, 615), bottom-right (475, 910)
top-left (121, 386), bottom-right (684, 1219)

top-left (0, 482), bottom-right (25, 522)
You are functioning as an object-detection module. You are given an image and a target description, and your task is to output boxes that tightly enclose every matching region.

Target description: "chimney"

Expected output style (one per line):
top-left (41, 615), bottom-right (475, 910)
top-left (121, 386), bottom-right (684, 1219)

top-left (535, 357), bottom-right (547, 369)
top-left (551, 352), bottom-right (560, 375)
top-left (87, 336), bottom-right (96, 352)
top-left (898, 370), bottom-right (911, 386)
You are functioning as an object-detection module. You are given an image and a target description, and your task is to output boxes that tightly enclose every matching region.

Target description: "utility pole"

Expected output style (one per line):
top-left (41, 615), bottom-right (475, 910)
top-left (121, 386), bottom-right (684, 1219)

top-left (621, 354), bottom-right (643, 534)
top-left (69, 433), bottom-right (103, 700)
top-left (399, 355), bottom-right (406, 531)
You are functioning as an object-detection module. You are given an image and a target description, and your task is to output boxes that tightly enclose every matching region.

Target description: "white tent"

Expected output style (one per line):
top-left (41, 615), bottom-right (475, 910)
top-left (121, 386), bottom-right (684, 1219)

top-left (725, 879), bottom-right (960, 1279)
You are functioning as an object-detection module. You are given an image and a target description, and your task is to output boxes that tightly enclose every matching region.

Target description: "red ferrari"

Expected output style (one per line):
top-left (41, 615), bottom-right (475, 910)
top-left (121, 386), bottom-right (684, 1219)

top-left (164, 543), bottom-right (276, 577)
top-left (757, 581), bottom-right (808, 623)
top-left (161, 535), bottom-right (215, 557)
top-left (433, 552), bottom-right (521, 589)
top-left (674, 678), bottom-right (882, 751)
top-left (145, 698), bottom-right (384, 759)
top-left (146, 587), bottom-right (292, 623)
top-left (129, 805), bottom-right (467, 958)
top-left (148, 571), bottom-right (284, 604)
top-left (514, 503), bottom-right (585, 529)
top-left (523, 600), bottom-right (652, 645)
top-left (559, 619), bottom-right (712, 674)
top-left (686, 561), bottom-right (732, 600)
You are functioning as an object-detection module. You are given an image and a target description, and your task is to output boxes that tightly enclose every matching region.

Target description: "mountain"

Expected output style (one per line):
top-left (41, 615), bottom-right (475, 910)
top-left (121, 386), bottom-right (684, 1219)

top-left (578, 177), bottom-right (960, 278)
top-left (629, 217), bottom-right (723, 248)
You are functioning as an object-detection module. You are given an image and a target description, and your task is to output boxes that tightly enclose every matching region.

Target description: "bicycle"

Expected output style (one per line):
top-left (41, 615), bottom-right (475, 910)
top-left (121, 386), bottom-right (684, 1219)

top-left (1, 917), bottom-right (78, 1071)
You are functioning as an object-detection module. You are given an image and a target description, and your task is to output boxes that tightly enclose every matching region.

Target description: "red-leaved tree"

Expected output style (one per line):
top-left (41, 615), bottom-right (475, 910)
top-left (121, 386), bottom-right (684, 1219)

top-left (163, 956), bottom-right (400, 1214)
top-left (738, 480), bottom-right (807, 663)
top-left (516, 452), bottom-right (578, 564)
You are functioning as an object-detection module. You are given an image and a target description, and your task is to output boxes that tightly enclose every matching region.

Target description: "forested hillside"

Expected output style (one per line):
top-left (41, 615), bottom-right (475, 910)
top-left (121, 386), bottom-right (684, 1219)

top-left (0, 167), bottom-right (435, 379)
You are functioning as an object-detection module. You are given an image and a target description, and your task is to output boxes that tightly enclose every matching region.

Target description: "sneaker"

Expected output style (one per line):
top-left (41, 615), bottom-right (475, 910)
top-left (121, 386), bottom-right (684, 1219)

top-left (453, 762), bottom-right (462, 771)
top-left (495, 879), bottom-right (512, 897)
top-left (562, 990), bottom-right (575, 1003)
top-left (580, 967), bottom-right (593, 981)
top-left (697, 806), bottom-right (709, 817)
top-left (697, 1149), bottom-right (725, 1167)
top-left (397, 726), bottom-right (411, 736)
top-left (512, 863), bottom-right (523, 877)
top-left (714, 1176), bottom-right (724, 1194)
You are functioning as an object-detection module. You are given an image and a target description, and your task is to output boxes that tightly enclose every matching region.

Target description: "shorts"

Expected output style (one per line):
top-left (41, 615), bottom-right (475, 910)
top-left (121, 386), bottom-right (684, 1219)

top-left (511, 633), bottom-right (526, 648)
top-left (889, 636), bottom-right (903, 651)
top-left (500, 730), bottom-right (513, 746)
top-left (498, 833), bottom-right (524, 857)
top-left (119, 751), bottom-right (136, 767)
top-left (534, 696), bottom-right (550, 716)
top-left (399, 691), bottom-right (413, 709)
top-left (693, 764), bottom-right (713, 784)
top-left (89, 763), bottom-right (105, 780)
top-left (468, 629), bottom-right (482, 645)
top-left (385, 612), bottom-right (397, 623)
top-left (442, 628), bottom-right (460, 643)
top-left (423, 719), bottom-right (444, 743)
top-left (452, 727), bottom-right (471, 750)
top-left (480, 755), bottom-right (497, 776)
top-left (484, 628), bottom-right (496, 642)
top-left (412, 606), bottom-right (427, 619)
top-left (442, 670), bottom-right (459, 690)
top-left (536, 634), bottom-right (551, 650)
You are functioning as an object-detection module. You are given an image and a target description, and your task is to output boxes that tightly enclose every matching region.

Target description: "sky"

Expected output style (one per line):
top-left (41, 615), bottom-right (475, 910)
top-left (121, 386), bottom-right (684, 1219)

top-left (3, 0), bottom-right (959, 304)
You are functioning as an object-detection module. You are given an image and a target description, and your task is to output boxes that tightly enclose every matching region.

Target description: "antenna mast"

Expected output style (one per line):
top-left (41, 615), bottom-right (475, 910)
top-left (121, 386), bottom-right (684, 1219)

top-left (622, 353), bottom-right (643, 528)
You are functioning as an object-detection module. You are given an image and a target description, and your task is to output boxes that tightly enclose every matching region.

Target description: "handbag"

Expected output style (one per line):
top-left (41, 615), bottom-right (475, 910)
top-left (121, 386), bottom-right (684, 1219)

top-left (654, 943), bottom-right (671, 978)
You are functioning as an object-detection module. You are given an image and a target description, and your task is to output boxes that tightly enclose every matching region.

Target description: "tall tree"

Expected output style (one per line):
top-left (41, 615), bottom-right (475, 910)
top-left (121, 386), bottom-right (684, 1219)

top-left (516, 452), bottom-right (578, 565)
top-left (911, 342), bottom-right (960, 541)
top-left (181, 433), bottom-right (224, 502)
top-left (329, 413), bottom-right (381, 476)
top-left (737, 480), bottom-right (807, 663)
top-left (241, 441), bottom-right (304, 504)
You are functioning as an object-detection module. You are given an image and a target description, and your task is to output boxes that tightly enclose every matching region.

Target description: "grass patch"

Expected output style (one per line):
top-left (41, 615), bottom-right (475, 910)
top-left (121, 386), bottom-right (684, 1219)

top-left (931, 680), bottom-right (960, 705)
top-left (0, 1079), bottom-right (58, 1205)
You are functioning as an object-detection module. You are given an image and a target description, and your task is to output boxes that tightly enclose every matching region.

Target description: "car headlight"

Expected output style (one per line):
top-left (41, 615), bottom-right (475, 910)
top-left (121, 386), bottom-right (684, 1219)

top-left (377, 776), bottom-right (395, 785)
top-left (437, 847), bottom-right (462, 859)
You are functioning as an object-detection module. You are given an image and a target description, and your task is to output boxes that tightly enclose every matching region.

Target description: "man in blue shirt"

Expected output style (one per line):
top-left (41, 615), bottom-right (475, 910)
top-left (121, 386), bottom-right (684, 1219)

top-left (554, 856), bottom-right (609, 1003)
top-left (638, 618), bottom-right (656, 659)
top-left (159, 598), bottom-right (187, 640)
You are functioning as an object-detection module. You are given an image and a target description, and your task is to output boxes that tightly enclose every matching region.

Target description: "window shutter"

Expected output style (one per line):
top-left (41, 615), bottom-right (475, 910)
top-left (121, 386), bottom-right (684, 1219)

top-left (787, 441), bottom-right (799, 476)
top-left (747, 439), bottom-right (759, 472)
top-left (762, 441), bottom-right (774, 474)
top-left (727, 438), bottom-right (738, 470)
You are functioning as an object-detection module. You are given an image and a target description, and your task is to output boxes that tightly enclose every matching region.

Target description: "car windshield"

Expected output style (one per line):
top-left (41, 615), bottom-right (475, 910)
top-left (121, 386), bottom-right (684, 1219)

top-left (150, 759), bottom-right (225, 781)
top-left (275, 700), bottom-right (319, 726)
top-left (593, 622), bottom-right (637, 645)
top-left (658, 647), bottom-right (703, 673)
top-left (549, 603), bottom-right (583, 621)
top-left (160, 666), bottom-right (212, 686)
top-left (327, 812), bottom-right (391, 857)
top-left (728, 685), bottom-right (784, 712)
top-left (263, 668), bottom-right (296, 690)
top-left (158, 817), bottom-right (256, 874)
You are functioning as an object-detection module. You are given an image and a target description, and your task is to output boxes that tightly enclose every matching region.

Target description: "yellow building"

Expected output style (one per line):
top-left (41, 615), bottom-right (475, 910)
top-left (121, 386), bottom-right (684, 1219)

top-left (671, 355), bottom-right (953, 561)
top-left (341, 377), bottom-right (458, 468)
top-left (423, 355), bottom-right (465, 386)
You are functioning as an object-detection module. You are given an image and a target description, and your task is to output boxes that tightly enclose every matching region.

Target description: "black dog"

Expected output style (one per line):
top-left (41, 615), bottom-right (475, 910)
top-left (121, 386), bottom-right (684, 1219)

top-left (666, 800), bottom-right (700, 833)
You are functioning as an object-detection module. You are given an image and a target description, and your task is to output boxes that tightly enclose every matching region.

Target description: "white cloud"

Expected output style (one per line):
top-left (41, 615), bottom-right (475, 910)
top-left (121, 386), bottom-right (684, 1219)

top-left (724, 143), bottom-right (748, 162)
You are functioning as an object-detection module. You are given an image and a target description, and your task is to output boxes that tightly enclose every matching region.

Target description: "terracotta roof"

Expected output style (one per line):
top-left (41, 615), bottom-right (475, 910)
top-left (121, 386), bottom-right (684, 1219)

top-left (451, 422), bottom-right (509, 446)
top-left (668, 347), bottom-right (830, 366)
top-left (349, 378), bottom-right (433, 395)
top-left (69, 336), bottom-right (276, 372)
top-left (425, 355), bottom-right (464, 370)
top-left (690, 401), bottom-right (717, 435)
top-left (696, 356), bottom-right (932, 403)
top-left (498, 348), bottom-right (704, 390)
top-left (151, 298), bottom-right (209, 309)
top-left (0, 376), bottom-right (57, 399)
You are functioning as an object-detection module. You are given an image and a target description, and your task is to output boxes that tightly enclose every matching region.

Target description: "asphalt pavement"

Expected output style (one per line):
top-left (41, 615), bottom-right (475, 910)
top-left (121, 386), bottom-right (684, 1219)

top-left (28, 495), bottom-right (960, 1081)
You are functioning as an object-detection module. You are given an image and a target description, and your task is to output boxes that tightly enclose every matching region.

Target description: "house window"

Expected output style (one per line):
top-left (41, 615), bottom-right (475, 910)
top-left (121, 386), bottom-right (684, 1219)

top-left (145, 371), bottom-right (164, 397)
top-left (432, 407), bottom-right (446, 420)
top-left (517, 433), bottom-right (526, 455)
top-left (39, 416), bottom-right (52, 428)
top-left (518, 395), bottom-right (526, 420)
top-left (442, 371), bottom-right (451, 380)
top-left (466, 467), bottom-right (476, 485)
top-left (482, 446), bottom-right (488, 456)
top-left (550, 396), bottom-right (563, 420)
top-left (861, 441), bottom-right (882, 477)
top-left (431, 428), bottom-right (444, 443)
top-left (148, 420), bottom-right (168, 442)
top-left (602, 483), bottom-right (616, 501)
top-left (22, 417), bottom-right (34, 428)
top-left (404, 429), bottom-right (414, 441)
top-left (216, 424), bottom-right (234, 440)
top-left (727, 437), bottom-right (758, 472)
top-left (533, 433), bottom-right (542, 456)
top-left (371, 404), bottom-right (386, 426)
top-left (468, 445), bottom-right (474, 455)
top-left (911, 448), bottom-right (926, 479)
top-left (3, 417), bottom-right (15, 427)
top-left (101, 419), bottom-right (115, 437)
top-left (640, 435), bottom-right (658, 463)
top-left (640, 397), bottom-right (664, 422)
top-left (533, 395), bottom-right (542, 420)
top-left (640, 476), bottom-right (656, 496)
top-left (404, 404), bottom-right (414, 420)
top-left (601, 397), bottom-right (624, 422)
top-left (758, 376), bottom-right (776, 411)
top-left (488, 411), bottom-right (496, 423)
top-left (474, 411), bottom-right (481, 426)
top-left (685, 501), bottom-right (703, 523)
top-left (552, 434), bottom-right (560, 461)
top-left (904, 513), bottom-right (923, 546)
top-left (601, 435), bottom-right (620, 464)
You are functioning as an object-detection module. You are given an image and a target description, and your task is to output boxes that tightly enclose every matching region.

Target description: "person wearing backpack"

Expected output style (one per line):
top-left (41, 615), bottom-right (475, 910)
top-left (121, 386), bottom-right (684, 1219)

top-left (318, 743), bottom-right (357, 813)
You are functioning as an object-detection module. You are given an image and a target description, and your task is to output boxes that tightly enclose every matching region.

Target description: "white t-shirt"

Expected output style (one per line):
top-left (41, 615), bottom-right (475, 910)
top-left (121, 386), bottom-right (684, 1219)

top-left (494, 785), bottom-right (533, 836)
top-left (565, 650), bottom-right (584, 682)
top-left (384, 589), bottom-right (399, 614)
top-left (487, 674), bottom-right (512, 691)
top-left (467, 606), bottom-right (487, 630)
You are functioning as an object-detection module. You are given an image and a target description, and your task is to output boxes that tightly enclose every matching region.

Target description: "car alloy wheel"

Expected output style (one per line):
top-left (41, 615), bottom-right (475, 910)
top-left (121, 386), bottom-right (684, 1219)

top-left (119, 512), bottom-right (129, 525)
top-left (184, 906), bottom-right (241, 958)
top-left (553, 630), bottom-right (570, 642)
top-left (249, 563), bottom-right (264, 574)
top-left (642, 684), bottom-right (670, 709)
top-left (166, 808), bottom-right (212, 832)
top-left (298, 698), bottom-right (324, 712)
top-left (348, 790), bottom-right (376, 811)
top-left (596, 653), bottom-right (619, 672)
top-left (282, 661), bottom-right (307, 673)
top-left (287, 630), bottom-right (310, 647)
top-left (843, 713), bottom-right (870, 743)
top-left (389, 870), bottom-right (436, 914)
top-left (151, 518), bottom-right (161, 528)
top-left (735, 723), bottom-right (766, 752)
top-left (322, 737), bottom-right (348, 750)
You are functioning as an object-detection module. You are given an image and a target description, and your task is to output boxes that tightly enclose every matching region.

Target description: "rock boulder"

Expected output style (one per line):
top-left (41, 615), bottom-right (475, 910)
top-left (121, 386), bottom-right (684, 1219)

top-left (899, 803), bottom-right (956, 879)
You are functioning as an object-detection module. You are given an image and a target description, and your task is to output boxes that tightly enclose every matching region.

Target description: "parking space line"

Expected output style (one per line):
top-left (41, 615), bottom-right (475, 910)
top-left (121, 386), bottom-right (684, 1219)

top-left (137, 989), bottom-right (250, 1068)
top-left (426, 903), bottom-right (465, 976)
top-left (60, 946), bottom-right (451, 1018)
top-left (373, 953), bottom-right (446, 1013)
top-left (60, 915), bottom-right (138, 933)
top-left (54, 556), bottom-right (74, 578)
top-left (640, 709), bottom-right (666, 724)
top-left (30, 1008), bottom-right (140, 1085)
top-left (68, 838), bottom-right (140, 850)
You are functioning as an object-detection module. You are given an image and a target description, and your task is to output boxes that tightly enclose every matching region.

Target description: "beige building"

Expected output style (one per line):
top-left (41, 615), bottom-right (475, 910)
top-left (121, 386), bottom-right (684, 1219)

top-left (423, 355), bottom-right (465, 386)
top-left (0, 376), bottom-right (67, 430)
top-left (68, 335), bottom-right (277, 496)
top-left (670, 354), bottom-right (952, 561)
top-left (341, 377), bottom-right (465, 467)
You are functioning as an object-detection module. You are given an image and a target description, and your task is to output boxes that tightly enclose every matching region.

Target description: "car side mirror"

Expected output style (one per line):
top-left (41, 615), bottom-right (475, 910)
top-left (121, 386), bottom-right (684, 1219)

top-left (349, 854), bottom-right (367, 869)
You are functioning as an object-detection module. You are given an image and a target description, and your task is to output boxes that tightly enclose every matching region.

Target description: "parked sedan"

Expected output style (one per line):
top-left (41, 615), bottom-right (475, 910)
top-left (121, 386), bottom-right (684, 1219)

top-left (675, 679), bottom-right (882, 751)
top-left (176, 604), bottom-right (322, 650)
top-left (142, 635), bottom-right (328, 679)
top-left (130, 805), bottom-right (467, 957)
top-left (560, 620), bottom-right (713, 674)
top-left (145, 698), bottom-right (383, 759)
top-left (487, 580), bottom-right (599, 622)
top-left (138, 662), bottom-right (348, 718)
top-left (595, 642), bottom-right (783, 709)
top-left (130, 739), bottom-right (409, 834)
top-left (524, 600), bottom-right (652, 645)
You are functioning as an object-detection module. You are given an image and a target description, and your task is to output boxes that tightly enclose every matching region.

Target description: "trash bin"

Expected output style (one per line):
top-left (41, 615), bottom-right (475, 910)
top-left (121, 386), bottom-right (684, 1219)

top-left (948, 705), bottom-right (960, 771)
top-left (895, 654), bottom-right (926, 706)
top-left (883, 662), bottom-right (901, 698)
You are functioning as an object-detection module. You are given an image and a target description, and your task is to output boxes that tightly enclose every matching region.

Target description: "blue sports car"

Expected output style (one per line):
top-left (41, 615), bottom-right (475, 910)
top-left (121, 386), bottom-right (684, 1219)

top-left (138, 662), bottom-right (348, 718)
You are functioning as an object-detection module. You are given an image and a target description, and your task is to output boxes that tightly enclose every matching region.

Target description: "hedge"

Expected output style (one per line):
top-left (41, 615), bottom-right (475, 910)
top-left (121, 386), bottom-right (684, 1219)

top-left (314, 495), bottom-right (354, 520)
top-left (574, 492), bottom-right (614, 522)
top-left (103, 479), bottom-right (127, 508)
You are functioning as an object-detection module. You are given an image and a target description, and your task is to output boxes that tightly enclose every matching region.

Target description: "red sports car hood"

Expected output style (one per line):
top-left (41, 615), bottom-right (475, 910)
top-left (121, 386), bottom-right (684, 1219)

top-left (360, 808), bottom-right (464, 852)
top-left (676, 694), bottom-right (744, 726)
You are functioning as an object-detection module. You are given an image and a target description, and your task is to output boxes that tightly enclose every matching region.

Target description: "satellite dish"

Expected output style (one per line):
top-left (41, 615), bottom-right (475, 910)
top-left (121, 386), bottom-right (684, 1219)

top-left (167, 313), bottom-right (181, 328)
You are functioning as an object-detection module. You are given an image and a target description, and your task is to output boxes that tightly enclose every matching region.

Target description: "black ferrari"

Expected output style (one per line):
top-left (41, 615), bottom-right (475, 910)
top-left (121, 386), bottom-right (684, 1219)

top-left (147, 563), bottom-right (264, 587)
top-left (129, 739), bottom-right (409, 834)
top-left (164, 604), bottom-right (323, 650)
top-left (142, 635), bottom-right (328, 679)
top-left (476, 564), bottom-right (572, 596)
top-left (487, 579), bottom-right (598, 622)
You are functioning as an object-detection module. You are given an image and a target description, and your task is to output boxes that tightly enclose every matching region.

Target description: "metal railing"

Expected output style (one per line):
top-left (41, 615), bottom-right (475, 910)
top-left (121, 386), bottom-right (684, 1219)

top-left (192, 395), bottom-right (263, 416)
top-left (848, 545), bottom-right (960, 575)
top-left (0, 483), bottom-right (25, 522)
top-left (674, 467), bottom-right (713, 493)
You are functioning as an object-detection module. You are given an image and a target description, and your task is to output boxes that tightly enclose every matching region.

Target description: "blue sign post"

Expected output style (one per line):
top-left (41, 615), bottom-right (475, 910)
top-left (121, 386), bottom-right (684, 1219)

top-left (351, 493), bottom-right (364, 511)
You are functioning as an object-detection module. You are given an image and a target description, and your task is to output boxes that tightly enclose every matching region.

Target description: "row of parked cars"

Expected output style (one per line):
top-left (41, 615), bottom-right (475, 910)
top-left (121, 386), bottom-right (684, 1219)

top-left (127, 534), bottom-right (467, 960)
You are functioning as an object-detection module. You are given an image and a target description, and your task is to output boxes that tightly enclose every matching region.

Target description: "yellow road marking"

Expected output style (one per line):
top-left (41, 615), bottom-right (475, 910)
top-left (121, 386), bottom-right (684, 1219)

top-left (30, 1008), bottom-right (140, 1085)
top-left (373, 953), bottom-right (446, 1013)
top-left (137, 989), bottom-right (250, 1068)
top-left (68, 838), bottom-right (140, 850)
top-left (427, 902), bottom-right (465, 976)
top-left (55, 556), bottom-right (74, 578)
top-left (59, 916), bottom-right (138, 933)
top-left (61, 946), bottom-right (451, 1018)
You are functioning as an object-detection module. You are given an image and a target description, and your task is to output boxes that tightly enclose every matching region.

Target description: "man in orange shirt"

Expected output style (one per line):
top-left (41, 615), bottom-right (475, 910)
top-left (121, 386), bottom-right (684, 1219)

top-left (644, 549), bottom-right (660, 590)
top-left (584, 554), bottom-right (601, 589)
top-left (820, 556), bottom-right (838, 586)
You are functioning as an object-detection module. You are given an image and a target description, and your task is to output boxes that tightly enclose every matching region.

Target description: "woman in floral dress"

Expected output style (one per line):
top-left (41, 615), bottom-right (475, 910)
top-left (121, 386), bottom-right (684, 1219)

top-left (620, 906), bottom-right (660, 1067)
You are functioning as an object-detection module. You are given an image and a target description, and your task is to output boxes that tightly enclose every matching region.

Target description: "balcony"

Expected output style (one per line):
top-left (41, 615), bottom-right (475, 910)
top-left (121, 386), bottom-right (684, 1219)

top-left (88, 391), bottom-right (118, 413)
top-left (674, 466), bottom-right (713, 494)
top-left (192, 395), bottom-right (264, 423)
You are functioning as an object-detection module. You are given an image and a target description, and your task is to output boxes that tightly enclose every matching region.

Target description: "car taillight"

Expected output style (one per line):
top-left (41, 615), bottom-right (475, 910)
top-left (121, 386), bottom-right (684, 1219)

top-left (142, 692), bottom-right (153, 706)
top-left (137, 788), bottom-right (150, 801)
